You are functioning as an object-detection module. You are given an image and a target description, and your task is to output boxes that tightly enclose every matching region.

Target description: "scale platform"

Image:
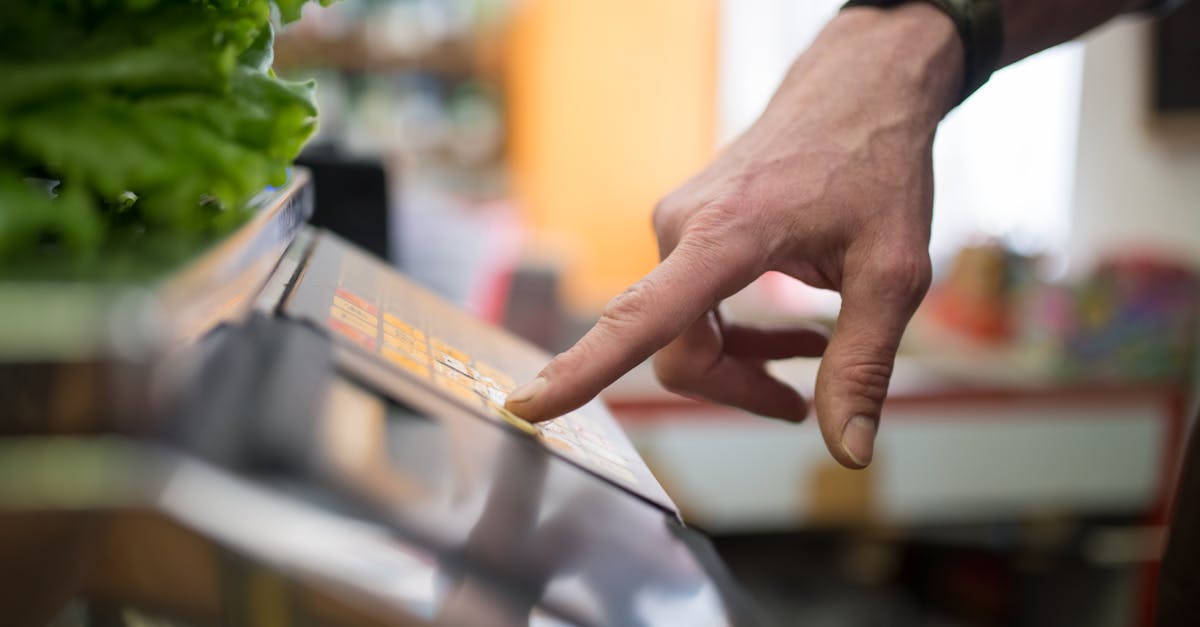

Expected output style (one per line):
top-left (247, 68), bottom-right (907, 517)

top-left (0, 173), bottom-right (759, 626)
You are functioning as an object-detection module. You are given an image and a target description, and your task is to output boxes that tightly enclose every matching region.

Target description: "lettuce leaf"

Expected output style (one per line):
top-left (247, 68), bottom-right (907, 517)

top-left (0, 0), bottom-right (333, 278)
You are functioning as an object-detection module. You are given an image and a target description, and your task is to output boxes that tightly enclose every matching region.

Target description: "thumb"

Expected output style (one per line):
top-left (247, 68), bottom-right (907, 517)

top-left (814, 252), bottom-right (930, 468)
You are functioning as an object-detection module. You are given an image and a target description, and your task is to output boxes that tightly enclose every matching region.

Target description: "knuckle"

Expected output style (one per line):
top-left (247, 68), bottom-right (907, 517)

top-left (601, 282), bottom-right (649, 325)
top-left (598, 281), bottom-right (672, 347)
top-left (691, 198), bottom-right (779, 268)
top-left (672, 236), bottom-right (724, 275)
top-left (652, 189), bottom-right (694, 239)
top-left (837, 355), bottom-right (894, 404)
top-left (651, 194), bottom-right (679, 233)
top-left (868, 249), bottom-right (932, 306)
top-left (680, 204), bottom-right (757, 262)
top-left (655, 188), bottom-right (767, 265)
top-left (688, 199), bottom-right (741, 236)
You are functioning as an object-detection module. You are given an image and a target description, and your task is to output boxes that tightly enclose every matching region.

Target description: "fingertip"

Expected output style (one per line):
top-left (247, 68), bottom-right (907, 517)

top-left (796, 394), bottom-right (813, 423)
top-left (774, 391), bottom-right (810, 424)
top-left (506, 376), bottom-right (546, 406)
top-left (839, 414), bottom-right (878, 469)
top-left (503, 401), bottom-right (555, 424)
top-left (504, 376), bottom-right (554, 422)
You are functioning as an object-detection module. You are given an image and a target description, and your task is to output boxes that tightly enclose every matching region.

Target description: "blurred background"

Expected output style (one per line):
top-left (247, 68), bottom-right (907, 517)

top-left (268, 0), bottom-right (1200, 625)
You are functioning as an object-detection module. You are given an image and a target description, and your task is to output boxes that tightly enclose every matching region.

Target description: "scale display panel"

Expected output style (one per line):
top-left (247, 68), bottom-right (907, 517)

top-left (283, 232), bottom-right (677, 513)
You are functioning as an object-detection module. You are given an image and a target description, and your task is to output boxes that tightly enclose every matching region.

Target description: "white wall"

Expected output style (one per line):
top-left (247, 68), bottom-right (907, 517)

top-left (1071, 18), bottom-right (1200, 430)
top-left (1070, 17), bottom-right (1200, 273)
top-left (716, 0), bottom-right (840, 142)
top-left (932, 44), bottom-right (1083, 266)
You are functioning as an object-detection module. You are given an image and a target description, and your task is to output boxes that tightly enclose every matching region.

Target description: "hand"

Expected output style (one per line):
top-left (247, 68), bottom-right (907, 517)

top-left (506, 4), bottom-right (964, 469)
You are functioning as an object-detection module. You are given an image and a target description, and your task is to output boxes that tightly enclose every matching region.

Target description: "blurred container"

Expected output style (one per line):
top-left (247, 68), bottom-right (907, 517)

top-left (927, 241), bottom-right (1041, 342)
top-left (1053, 253), bottom-right (1199, 381)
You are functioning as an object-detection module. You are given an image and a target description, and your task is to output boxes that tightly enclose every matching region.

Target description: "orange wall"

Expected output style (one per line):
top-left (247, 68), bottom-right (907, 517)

top-left (505, 0), bottom-right (718, 312)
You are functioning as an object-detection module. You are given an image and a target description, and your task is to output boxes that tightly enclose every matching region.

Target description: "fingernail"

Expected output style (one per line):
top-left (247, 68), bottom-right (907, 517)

top-left (841, 415), bottom-right (878, 468)
top-left (506, 377), bottom-right (547, 405)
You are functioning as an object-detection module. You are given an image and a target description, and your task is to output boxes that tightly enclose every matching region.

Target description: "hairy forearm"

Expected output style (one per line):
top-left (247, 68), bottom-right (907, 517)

top-left (1000, 0), bottom-right (1146, 64)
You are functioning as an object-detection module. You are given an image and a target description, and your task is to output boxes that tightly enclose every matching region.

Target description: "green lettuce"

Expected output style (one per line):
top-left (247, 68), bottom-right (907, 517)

top-left (0, 0), bottom-right (334, 278)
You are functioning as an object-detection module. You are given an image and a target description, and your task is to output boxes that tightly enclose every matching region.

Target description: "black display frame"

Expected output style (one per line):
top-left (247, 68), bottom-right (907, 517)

top-left (1155, 1), bottom-right (1200, 112)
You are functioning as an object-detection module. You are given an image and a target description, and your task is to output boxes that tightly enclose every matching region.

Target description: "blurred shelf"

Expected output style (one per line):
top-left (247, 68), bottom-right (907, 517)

top-left (605, 357), bottom-right (1189, 535)
top-left (273, 28), bottom-right (476, 77)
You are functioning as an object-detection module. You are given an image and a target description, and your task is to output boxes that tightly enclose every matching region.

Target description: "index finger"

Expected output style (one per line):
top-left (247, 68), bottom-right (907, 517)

top-left (504, 237), bottom-right (755, 422)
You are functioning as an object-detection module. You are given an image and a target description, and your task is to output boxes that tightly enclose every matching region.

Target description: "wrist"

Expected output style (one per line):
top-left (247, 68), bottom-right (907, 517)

top-left (820, 3), bottom-right (965, 125)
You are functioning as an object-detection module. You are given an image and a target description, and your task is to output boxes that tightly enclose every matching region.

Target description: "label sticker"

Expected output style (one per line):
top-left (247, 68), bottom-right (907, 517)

top-left (382, 313), bottom-right (426, 343)
top-left (335, 288), bottom-right (378, 315)
top-left (327, 317), bottom-right (377, 352)
top-left (329, 306), bottom-right (378, 338)
top-left (332, 296), bottom-right (379, 327)
top-left (471, 360), bottom-right (516, 391)
top-left (382, 346), bottom-right (431, 379)
top-left (430, 338), bottom-right (471, 366)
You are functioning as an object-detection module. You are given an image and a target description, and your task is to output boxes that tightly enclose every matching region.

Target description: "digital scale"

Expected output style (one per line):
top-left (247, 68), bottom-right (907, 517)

top-left (0, 171), bottom-right (759, 626)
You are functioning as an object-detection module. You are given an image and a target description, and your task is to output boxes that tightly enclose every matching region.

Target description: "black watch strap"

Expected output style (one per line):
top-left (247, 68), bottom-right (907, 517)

top-left (842, 0), bottom-right (1004, 104)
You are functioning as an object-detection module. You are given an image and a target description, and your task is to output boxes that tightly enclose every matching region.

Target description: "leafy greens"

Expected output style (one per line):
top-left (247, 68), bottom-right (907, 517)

top-left (0, 0), bottom-right (333, 279)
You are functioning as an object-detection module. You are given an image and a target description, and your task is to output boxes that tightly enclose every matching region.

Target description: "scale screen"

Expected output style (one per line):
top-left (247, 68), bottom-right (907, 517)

top-left (283, 232), bottom-right (677, 513)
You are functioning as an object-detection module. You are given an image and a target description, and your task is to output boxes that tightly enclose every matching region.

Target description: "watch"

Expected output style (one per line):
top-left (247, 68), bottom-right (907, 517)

top-left (842, 0), bottom-right (1004, 104)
